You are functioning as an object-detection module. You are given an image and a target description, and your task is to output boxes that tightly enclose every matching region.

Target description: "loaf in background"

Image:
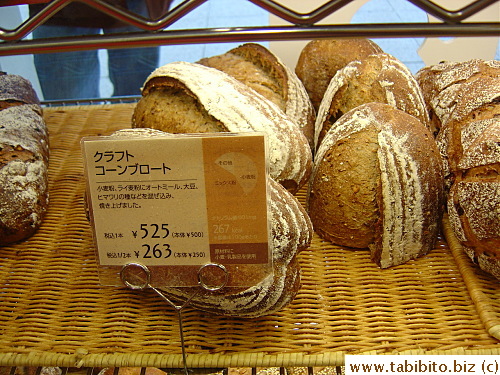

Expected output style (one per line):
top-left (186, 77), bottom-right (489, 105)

top-left (133, 61), bottom-right (313, 194)
top-left (198, 43), bottom-right (316, 151)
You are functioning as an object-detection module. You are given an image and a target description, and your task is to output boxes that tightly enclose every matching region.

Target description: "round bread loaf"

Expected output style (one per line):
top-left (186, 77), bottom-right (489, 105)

top-left (106, 128), bottom-right (313, 317)
top-left (295, 38), bottom-right (383, 111)
top-left (198, 43), bottom-right (316, 150)
top-left (416, 59), bottom-right (500, 133)
top-left (0, 73), bottom-right (49, 245)
top-left (132, 61), bottom-right (313, 194)
top-left (308, 103), bottom-right (444, 268)
top-left (314, 53), bottom-right (430, 148)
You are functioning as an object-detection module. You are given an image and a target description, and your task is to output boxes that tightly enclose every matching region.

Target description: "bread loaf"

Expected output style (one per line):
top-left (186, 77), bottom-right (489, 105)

top-left (295, 38), bottom-right (383, 111)
top-left (441, 83), bottom-right (499, 279)
top-left (416, 59), bottom-right (500, 133)
top-left (132, 61), bottom-right (312, 194)
top-left (314, 53), bottom-right (430, 148)
top-left (159, 174), bottom-right (312, 317)
top-left (308, 103), bottom-right (444, 268)
top-left (198, 43), bottom-right (316, 150)
top-left (0, 73), bottom-right (49, 245)
top-left (105, 128), bottom-right (313, 317)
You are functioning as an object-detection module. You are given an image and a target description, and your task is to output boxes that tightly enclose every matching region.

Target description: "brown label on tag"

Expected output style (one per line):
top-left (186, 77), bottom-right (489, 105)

top-left (82, 133), bottom-right (271, 287)
top-left (203, 135), bottom-right (269, 265)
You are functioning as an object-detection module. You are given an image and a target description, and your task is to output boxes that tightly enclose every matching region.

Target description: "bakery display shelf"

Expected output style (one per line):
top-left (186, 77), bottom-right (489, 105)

top-left (0, 103), bottom-right (499, 369)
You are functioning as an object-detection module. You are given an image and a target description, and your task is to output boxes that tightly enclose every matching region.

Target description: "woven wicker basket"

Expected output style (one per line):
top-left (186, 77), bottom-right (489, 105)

top-left (0, 104), bottom-right (498, 369)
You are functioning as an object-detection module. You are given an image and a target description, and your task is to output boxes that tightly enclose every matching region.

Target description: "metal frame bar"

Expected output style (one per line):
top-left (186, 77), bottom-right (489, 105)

top-left (0, 0), bottom-right (499, 56)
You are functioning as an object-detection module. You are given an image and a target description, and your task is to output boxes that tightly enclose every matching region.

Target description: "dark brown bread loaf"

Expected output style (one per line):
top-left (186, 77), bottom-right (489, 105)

top-left (308, 103), bottom-right (444, 268)
top-left (108, 128), bottom-right (313, 317)
top-left (314, 53), bottom-right (430, 148)
top-left (198, 43), bottom-right (316, 150)
top-left (295, 38), bottom-right (383, 112)
top-left (0, 73), bottom-right (49, 245)
top-left (132, 61), bottom-right (313, 194)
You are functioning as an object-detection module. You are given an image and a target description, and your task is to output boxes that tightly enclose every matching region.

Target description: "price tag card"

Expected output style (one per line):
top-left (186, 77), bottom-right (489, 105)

top-left (82, 132), bottom-right (272, 288)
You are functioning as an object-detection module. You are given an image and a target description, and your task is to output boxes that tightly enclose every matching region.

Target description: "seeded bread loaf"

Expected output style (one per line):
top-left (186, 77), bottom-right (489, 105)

top-left (308, 103), bottom-right (444, 268)
top-left (198, 43), bottom-right (316, 150)
top-left (0, 73), bottom-right (49, 245)
top-left (314, 53), bottom-right (430, 148)
top-left (132, 61), bottom-right (313, 194)
top-left (295, 38), bottom-right (383, 112)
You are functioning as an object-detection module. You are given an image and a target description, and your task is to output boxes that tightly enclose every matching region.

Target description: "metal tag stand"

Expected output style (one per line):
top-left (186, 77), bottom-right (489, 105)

top-left (120, 262), bottom-right (229, 375)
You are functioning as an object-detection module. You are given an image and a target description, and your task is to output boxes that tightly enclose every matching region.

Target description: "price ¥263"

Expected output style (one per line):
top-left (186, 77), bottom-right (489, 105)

top-left (133, 223), bottom-right (172, 259)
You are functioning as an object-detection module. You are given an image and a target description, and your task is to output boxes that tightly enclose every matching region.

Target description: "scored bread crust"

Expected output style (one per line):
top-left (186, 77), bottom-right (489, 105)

top-left (198, 43), bottom-right (316, 151)
top-left (159, 175), bottom-right (313, 317)
top-left (416, 59), bottom-right (500, 132)
top-left (308, 103), bottom-right (444, 268)
top-left (133, 61), bottom-right (313, 194)
top-left (295, 38), bottom-right (383, 112)
top-left (0, 74), bottom-right (49, 245)
top-left (315, 53), bottom-right (430, 149)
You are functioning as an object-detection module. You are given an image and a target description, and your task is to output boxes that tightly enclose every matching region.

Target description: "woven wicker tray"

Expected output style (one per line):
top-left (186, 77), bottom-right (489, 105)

top-left (0, 104), bottom-right (499, 369)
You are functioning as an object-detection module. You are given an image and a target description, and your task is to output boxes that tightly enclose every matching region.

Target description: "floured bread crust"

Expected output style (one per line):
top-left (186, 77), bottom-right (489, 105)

top-left (315, 53), bottom-right (430, 148)
top-left (0, 73), bottom-right (49, 246)
top-left (198, 43), bottom-right (316, 150)
top-left (133, 61), bottom-right (313, 194)
top-left (308, 103), bottom-right (444, 268)
top-left (159, 176), bottom-right (313, 317)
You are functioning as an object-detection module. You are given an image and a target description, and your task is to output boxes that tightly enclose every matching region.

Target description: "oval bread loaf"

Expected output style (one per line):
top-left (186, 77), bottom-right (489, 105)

top-left (198, 43), bottom-right (316, 150)
top-left (315, 53), bottom-right (430, 148)
top-left (0, 73), bottom-right (49, 245)
top-left (132, 61), bottom-right (313, 194)
top-left (308, 103), bottom-right (444, 268)
top-left (295, 38), bottom-right (383, 112)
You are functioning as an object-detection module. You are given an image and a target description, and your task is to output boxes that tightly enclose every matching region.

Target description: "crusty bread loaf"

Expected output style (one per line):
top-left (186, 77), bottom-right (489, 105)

top-left (132, 61), bottom-right (313, 194)
top-left (308, 103), bottom-right (444, 268)
top-left (0, 73), bottom-right (49, 245)
top-left (198, 43), bottom-right (316, 150)
top-left (314, 53), bottom-right (430, 148)
top-left (159, 174), bottom-right (313, 317)
top-left (295, 38), bottom-right (383, 112)
top-left (416, 59), bottom-right (500, 133)
top-left (0, 72), bottom-right (42, 109)
top-left (442, 98), bottom-right (499, 280)
top-left (434, 67), bottom-right (500, 192)
top-left (106, 128), bottom-right (313, 317)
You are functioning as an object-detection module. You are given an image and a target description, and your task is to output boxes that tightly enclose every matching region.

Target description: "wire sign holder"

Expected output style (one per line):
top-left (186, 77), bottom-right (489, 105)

top-left (120, 262), bottom-right (229, 375)
top-left (82, 131), bottom-right (273, 372)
